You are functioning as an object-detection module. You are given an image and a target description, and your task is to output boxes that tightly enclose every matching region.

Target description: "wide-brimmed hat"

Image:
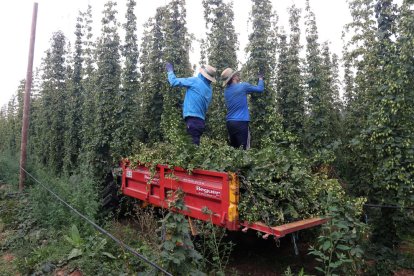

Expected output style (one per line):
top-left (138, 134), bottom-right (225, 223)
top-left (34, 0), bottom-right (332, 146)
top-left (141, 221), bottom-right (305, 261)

top-left (221, 68), bottom-right (239, 87)
top-left (199, 64), bottom-right (217, 83)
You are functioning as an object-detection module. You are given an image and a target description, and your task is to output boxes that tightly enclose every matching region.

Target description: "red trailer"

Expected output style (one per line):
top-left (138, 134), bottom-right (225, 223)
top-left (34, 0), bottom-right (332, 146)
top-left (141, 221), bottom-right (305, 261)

top-left (121, 162), bottom-right (327, 239)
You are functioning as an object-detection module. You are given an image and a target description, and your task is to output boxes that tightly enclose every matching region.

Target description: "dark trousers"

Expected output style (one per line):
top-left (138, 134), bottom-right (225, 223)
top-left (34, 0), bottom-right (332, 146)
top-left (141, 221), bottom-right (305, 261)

top-left (185, 116), bottom-right (205, 145)
top-left (226, 121), bottom-right (250, 150)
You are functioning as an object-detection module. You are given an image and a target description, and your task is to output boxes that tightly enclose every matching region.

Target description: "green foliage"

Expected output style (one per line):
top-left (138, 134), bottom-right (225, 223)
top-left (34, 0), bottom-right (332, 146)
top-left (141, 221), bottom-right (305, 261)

top-left (195, 209), bottom-right (234, 275)
top-left (88, 0), bottom-right (121, 180)
top-left (138, 0), bottom-right (193, 146)
top-left (244, 0), bottom-right (279, 148)
top-left (0, 0), bottom-right (413, 273)
top-left (283, 266), bottom-right (309, 276)
top-left (28, 169), bottom-right (99, 230)
top-left (309, 189), bottom-right (368, 275)
top-left (63, 11), bottom-right (84, 175)
top-left (159, 189), bottom-right (202, 274)
top-left (341, 0), bottom-right (414, 248)
top-left (0, 181), bottom-right (68, 275)
top-left (33, 31), bottom-right (67, 174)
top-left (65, 224), bottom-right (83, 249)
top-left (340, 0), bottom-right (377, 191)
top-left (79, 4), bottom-right (97, 174)
top-left (0, 81), bottom-right (24, 154)
top-left (304, 1), bottom-right (342, 163)
top-left (138, 10), bottom-right (167, 143)
top-left (129, 137), bottom-right (349, 226)
top-left (111, 0), bottom-right (140, 159)
top-left (161, 0), bottom-right (193, 145)
top-left (64, 224), bottom-right (115, 261)
top-left (238, 150), bottom-right (345, 225)
top-left (0, 152), bottom-right (20, 186)
top-left (0, 164), bottom-right (152, 275)
top-left (364, 241), bottom-right (414, 275)
top-left (129, 138), bottom-right (247, 174)
top-left (202, 0), bottom-right (238, 141)
top-left (18, 239), bottom-right (70, 274)
top-left (277, 5), bottom-right (305, 140)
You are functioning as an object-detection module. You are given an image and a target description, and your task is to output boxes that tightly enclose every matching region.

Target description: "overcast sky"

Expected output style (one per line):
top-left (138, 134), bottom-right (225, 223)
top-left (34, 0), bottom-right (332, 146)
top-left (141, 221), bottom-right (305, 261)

top-left (0, 0), bottom-right (351, 108)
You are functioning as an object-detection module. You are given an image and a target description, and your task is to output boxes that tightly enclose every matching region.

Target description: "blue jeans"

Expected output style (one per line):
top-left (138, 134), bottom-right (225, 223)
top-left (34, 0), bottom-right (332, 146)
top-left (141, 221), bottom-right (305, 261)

top-left (185, 116), bottom-right (205, 145)
top-left (226, 121), bottom-right (250, 150)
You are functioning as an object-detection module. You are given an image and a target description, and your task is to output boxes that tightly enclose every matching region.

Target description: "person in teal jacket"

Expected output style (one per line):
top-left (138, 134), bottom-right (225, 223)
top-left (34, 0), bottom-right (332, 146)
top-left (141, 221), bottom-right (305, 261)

top-left (221, 68), bottom-right (264, 149)
top-left (166, 63), bottom-right (217, 145)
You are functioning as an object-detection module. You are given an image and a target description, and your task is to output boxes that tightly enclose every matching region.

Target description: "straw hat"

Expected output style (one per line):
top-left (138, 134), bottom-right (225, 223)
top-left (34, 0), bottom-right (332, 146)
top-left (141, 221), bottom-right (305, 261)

top-left (199, 64), bottom-right (217, 83)
top-left (220, 68), bottom-right (239, 87)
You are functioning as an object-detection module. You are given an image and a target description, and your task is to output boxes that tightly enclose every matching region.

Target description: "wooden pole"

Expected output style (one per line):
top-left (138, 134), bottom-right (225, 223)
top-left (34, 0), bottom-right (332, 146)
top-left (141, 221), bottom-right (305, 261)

top-left (19, 2), bottom-right (38, 191)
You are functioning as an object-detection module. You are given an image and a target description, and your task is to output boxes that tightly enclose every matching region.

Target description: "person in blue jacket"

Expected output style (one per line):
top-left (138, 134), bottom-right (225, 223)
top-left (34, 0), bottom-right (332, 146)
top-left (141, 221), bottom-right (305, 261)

top-left (166, 63), bottom-right (217, 145)
top-left (221, 68), bottom-right (264, 149)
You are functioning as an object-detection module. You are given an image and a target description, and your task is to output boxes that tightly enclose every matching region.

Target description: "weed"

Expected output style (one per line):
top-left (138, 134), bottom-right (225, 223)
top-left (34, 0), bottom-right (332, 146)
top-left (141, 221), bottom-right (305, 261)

top-left (132, 204), bottom-right (159, 247)
top-left (159, 189), bottom-right (202, 274)
top-left (0, 152), bottom-right (19, 186)
top-left (27, 169), bottom-right (99, 232)
top-left (309, 190), bottom-right (368, 275)
top-left (194, 208), bottom-right (234, 275)
top-left (283, 266), bottom-right (310, 276)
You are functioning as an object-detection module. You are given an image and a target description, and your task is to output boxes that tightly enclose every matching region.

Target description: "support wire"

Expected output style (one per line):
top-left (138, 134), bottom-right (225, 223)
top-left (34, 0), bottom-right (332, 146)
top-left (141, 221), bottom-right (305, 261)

top-left (20, 166), bottom-right (172, 276)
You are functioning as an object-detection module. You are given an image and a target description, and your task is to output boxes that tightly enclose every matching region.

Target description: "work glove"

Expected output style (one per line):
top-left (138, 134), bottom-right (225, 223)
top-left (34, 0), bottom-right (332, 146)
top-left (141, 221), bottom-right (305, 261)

top-left (166, 62), bottom-right (174, 73)
top-left (258, 72), bottom-right (264, 79)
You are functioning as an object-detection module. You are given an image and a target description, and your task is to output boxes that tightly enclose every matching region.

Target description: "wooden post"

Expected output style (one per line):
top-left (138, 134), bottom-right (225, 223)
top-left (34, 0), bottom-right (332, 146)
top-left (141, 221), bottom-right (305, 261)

top-left (19, 2), bottom-right (38, 191)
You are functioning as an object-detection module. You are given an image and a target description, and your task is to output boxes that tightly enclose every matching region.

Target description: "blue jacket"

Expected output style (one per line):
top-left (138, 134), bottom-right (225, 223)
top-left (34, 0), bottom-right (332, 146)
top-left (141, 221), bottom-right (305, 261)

top-left (224, 80), bottom-right (264, 121)
top-left (167, 72), bottom-right (212, 120)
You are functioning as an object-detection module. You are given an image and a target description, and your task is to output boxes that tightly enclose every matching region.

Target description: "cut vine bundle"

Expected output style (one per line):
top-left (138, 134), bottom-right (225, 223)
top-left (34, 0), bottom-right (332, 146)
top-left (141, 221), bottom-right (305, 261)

top-left (128, 137), bottom-right (347, 226)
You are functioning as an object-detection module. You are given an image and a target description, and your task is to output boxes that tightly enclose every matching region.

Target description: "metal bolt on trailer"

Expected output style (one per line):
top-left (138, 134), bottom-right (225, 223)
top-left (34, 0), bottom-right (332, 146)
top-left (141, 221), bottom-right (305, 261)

top-left (121, 160), bottom-right (327, 239)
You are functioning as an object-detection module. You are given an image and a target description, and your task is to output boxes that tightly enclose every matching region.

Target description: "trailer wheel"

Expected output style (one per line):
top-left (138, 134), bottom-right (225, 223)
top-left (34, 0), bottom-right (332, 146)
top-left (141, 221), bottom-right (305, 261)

top-left (100, 173), bottom-right (120, 217)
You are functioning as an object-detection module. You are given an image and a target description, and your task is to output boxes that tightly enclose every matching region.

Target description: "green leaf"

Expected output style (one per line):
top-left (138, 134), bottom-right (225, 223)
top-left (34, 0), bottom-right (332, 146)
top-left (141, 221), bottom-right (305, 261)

top-left (336, 244), bottom-right (351, 251)
top-left (102, 252), bottom-right (116, 259)
top-left (315, 267), bottom-right (324, 273)
top-left (322, 240), bottom-right (332, 251)
top-left (68, 248), bottom-right (83, 260)
top-left (163, 240), bottom-right (174, 251)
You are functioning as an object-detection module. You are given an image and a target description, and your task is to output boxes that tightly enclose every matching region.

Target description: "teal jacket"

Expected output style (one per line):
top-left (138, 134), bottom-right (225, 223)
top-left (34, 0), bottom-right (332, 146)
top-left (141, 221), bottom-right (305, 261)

top-left (167, 71), bottom-right (213, 120)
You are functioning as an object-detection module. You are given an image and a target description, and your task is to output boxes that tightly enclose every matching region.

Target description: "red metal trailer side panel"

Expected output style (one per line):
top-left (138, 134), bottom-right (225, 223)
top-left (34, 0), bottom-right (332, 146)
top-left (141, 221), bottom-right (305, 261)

top-left (122, 163), bottom-right (238, 230)
top-left (121, 161), bottom-right (326, 237)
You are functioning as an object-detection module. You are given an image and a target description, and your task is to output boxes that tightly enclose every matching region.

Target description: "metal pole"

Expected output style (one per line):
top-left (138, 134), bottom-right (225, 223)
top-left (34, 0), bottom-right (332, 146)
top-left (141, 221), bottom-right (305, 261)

top-left (19, 2), bottom-right (38, 191)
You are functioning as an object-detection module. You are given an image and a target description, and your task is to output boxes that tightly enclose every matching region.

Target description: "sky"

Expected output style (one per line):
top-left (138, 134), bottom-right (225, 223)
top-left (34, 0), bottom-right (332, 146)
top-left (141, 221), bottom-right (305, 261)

top-left (0, 0), bottom-right (351, 108)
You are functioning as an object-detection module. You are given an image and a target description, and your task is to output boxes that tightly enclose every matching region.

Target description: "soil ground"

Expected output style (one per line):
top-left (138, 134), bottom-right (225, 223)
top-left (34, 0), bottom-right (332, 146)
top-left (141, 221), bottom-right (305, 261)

top-left (226, 230), bottom-right (318, 275)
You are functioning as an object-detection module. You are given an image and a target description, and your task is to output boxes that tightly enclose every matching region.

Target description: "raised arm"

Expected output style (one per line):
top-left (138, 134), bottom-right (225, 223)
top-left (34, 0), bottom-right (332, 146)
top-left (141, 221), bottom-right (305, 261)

top-left (167, 71), bottom-right (194, 88)
top-left (245, 79), bottom-right (264, 94)
top-left (165, 62), bottom-right (194, 88)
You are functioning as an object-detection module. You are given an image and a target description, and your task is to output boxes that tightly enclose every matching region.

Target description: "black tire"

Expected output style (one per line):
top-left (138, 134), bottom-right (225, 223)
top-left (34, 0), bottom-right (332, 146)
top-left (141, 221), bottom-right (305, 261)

top-left (100, 173), bottom-right (121, 217)
top-left (102, 180), bottom-right (119, 209)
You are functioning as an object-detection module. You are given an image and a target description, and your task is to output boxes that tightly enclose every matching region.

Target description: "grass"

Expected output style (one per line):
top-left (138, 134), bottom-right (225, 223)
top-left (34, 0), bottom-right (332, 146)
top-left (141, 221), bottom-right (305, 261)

top-left (0, 161), bottom-right (164, 275)
top-left (0, 184), bottom-right (24, 275)
top-left (0, 180), bottom-right (145, 275)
